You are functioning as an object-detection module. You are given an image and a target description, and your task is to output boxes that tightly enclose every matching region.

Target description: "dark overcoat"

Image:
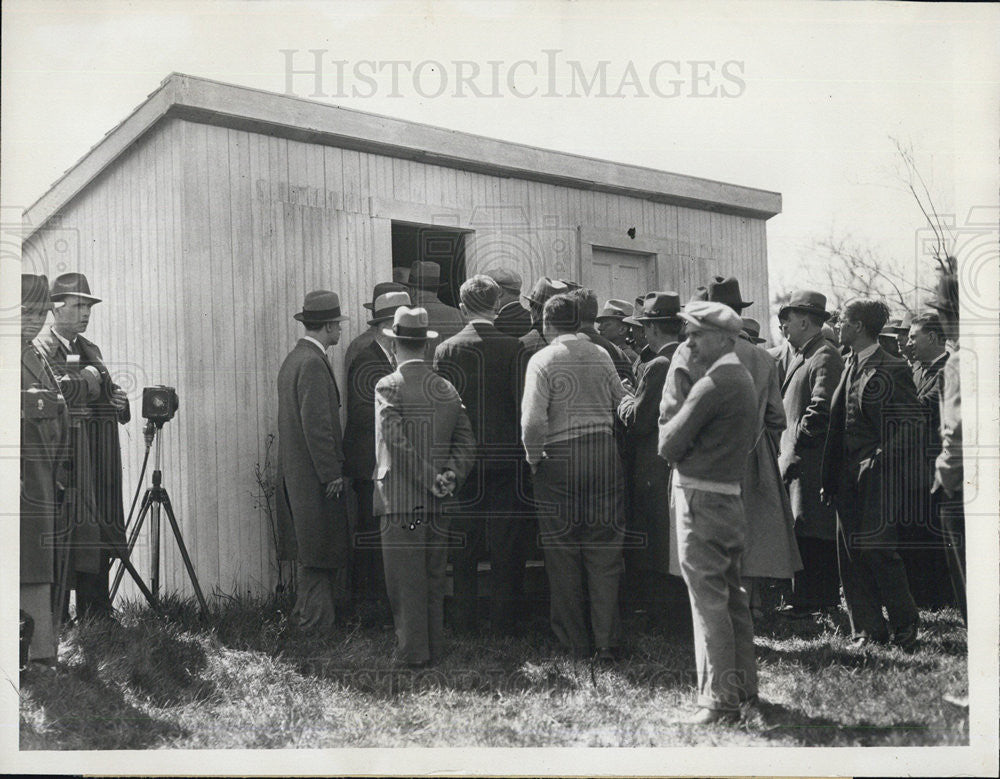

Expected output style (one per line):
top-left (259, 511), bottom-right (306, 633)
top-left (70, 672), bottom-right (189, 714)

top-left (777, 333), bottom-right (844, 541)
top-left (433, 322), bottom-right (522, 481)
top-left (21, 342), bottom-right (69, 584)
top-left (821, 346), bottom-right (922, 547)
top-left (34, 326), bottom-right (130, 573)
top-left (276, 339), bottom-right (349, 569)
top-left (617, 341), bottom-right (678, 573)
top-left (494, 301), bottom-right (532, 339)
top-left (342, 340), bottom-right (394, 480)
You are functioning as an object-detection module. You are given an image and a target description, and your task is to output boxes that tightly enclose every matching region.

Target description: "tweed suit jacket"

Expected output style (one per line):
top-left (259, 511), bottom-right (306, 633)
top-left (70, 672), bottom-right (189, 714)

top-left (373, 360), bottom-right (476, 516)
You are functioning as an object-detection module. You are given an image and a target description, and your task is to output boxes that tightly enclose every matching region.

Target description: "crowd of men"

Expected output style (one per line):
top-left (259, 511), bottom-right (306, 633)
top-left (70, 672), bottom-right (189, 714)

top-left (20, 260), bottom-right (968, 724)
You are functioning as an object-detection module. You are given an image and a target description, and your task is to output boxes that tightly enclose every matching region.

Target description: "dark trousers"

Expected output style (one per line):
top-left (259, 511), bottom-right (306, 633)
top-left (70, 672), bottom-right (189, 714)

top-left (937, 490), bottom-right (967, 623)
top-left (836, 458), bottom-right (918, 639)
top-left (448, 466), bottom-right (528, 634)
top-left (73, 553), bottom-right (112, 619)
top-left (350, 480), bottom-right (389, 609)
top-left (791, 535), bottom-right (840, 610)
top-left (532, 433), bottom-right (625, 654)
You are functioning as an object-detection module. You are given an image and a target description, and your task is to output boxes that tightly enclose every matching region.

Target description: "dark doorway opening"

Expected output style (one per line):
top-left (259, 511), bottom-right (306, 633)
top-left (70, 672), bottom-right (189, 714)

top-left (391, 223), bottom-right (468, 308)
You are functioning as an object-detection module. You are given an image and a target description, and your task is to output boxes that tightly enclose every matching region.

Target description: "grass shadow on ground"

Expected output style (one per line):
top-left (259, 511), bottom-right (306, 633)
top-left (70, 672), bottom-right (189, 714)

top-left (19, 614), bottom-right (197, 749)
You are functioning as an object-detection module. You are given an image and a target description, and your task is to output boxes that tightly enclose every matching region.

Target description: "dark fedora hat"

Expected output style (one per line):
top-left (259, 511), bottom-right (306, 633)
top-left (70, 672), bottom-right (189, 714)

top-left (22, 274), bottom-right (59, 310)
top-left (925, 271), bottom-right (959, 314)
top-left (627, 291), bottom-right (682, 325)
top-left (382, 306), bottom-right (438, 341)
top-left (778, 289), bottom-right (831, 321)
top-left (522, 276), bottom-right (573, 307)
top-left (293, 290), bottom-right (350, 324)
top-left (50, 272), bottom-right (101, 303)
top-left (741, 317), bottom-right (766, 344)
top-left (367, 290), bottom-right (411, 325)
top-left (364, 281), bottom-right (407, 310)
top-left (406, 261), bottom-right (444, 290)
top-left (706, 276), bottom-right (753, 311)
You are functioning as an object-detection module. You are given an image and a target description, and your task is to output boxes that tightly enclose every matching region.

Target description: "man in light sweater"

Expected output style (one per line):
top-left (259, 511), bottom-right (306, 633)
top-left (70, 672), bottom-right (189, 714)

top-left (659, 301), bottom-right (759, 724)
top-left (522, 292), bottom-right (627, 662)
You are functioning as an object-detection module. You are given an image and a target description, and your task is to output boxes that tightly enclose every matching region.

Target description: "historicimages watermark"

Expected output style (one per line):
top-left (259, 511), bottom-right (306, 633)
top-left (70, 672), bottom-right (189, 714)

top-left (281, 49), bottom-right (746, 100)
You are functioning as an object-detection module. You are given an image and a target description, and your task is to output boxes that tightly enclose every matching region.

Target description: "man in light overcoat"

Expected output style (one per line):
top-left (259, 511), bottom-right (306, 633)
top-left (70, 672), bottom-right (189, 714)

top-left (277, 290), bottom-right (351, 633)
top-left (776, 291), bottom-right (844, 616)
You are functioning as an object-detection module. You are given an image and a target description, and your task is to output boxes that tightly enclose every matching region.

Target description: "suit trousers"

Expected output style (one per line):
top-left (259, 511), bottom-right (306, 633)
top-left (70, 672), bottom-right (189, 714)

top-left (673, 482), bottom-right (758, 711)
top-left (73, 553), bottom-right (112, 619)
top-left (936, 490), bottom-right (967, 624)
top-left (531, 433), bottom-right (625, 654)
top-left (835, 458), bottom-right (919, 640)
top-left (381, 511), bottom-right (452, 664)
top-left (351, 480), bottom-right (389, 607)
top-left (449, 466), bottom-right (528, 634)
top-left (21, 583), bottom-right (57, 661)
top-left (791, 535), bottom-right (840, 610)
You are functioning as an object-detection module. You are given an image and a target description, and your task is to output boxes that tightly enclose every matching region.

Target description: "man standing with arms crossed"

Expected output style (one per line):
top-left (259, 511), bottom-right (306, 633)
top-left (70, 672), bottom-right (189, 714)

top-left (35, 273), bottom-right (130, 620)
top-left (659, 301), bottom-right (759, 724)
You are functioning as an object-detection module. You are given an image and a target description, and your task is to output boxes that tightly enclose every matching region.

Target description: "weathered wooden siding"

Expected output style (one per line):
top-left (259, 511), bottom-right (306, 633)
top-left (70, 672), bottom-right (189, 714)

top-left (22, 115), bottom-right (771, 599)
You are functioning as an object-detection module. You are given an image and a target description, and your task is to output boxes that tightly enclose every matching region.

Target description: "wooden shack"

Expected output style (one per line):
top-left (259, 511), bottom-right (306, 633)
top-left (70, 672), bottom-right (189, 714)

top-left (21, 73), bottom-right (781, 600)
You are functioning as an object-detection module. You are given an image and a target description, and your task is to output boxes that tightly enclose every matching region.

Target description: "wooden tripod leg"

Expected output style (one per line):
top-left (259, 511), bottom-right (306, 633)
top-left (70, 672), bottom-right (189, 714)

top-left (159, 491), bottom-right (209, 617)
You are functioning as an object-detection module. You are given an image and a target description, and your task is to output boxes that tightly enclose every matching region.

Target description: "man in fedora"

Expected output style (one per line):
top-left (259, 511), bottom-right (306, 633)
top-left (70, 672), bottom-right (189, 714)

top-left (775, 290), bottom-right (844, 618)
top-left (434, 275), bottom-right (526, 635)
top-left (405, 261), bottom-right (465, 353)
top-left (597, 299), bottom-right (640, 366)
top-left (21, 275), bottom-right (69, 665)
top-left (617, 292), bottom-right (688, 623)
top-left (344, 281), bottom-right (407, 373)
top-left (519, 276), bottom-right (574, 358)
top-left (659, 301), bottom-right (759, 724)
top-left (927, 268), bottom-right (965, 623)
top-left (661, 276), bottom-right (800, 620)
top-left (343, 289), bottom-right (410, 625)
top-left (276, 290), bottom-right (351, 633)
top-left (741, 318), bottom-right (766, 345)
top-left (35, 272), bottom-right (130, 619)
top-left (570, 288), bottom-right (635, 384)
top-left (487, 268), bottom-right (532, 339)
top-left (374, 307), bottom-right (475, 667)
top-left (821, 298), bottom-right (921, 648)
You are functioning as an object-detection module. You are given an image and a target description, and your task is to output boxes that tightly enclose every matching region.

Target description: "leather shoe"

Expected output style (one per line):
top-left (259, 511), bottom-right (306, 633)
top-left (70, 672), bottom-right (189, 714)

top-left (891, 621), bottom-right (919, 652)
top-left (683, 707), bottom-right (740, 725)
top-left (594, 647), bottom-right (617, 665)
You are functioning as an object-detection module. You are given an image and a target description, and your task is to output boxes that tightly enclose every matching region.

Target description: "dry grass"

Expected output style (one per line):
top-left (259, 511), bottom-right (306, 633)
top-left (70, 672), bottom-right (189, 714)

top-left (18, 594), bottom-right (968, 749)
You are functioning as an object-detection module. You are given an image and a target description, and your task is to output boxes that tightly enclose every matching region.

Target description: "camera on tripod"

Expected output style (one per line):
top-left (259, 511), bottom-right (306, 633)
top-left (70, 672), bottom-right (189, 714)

top-left (142, 385), bottom-right (179, 426)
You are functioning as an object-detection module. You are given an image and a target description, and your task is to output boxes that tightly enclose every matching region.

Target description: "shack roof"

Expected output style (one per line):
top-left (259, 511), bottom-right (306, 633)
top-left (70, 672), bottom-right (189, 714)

top-left (23, 73), bottom-right (781, 237)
